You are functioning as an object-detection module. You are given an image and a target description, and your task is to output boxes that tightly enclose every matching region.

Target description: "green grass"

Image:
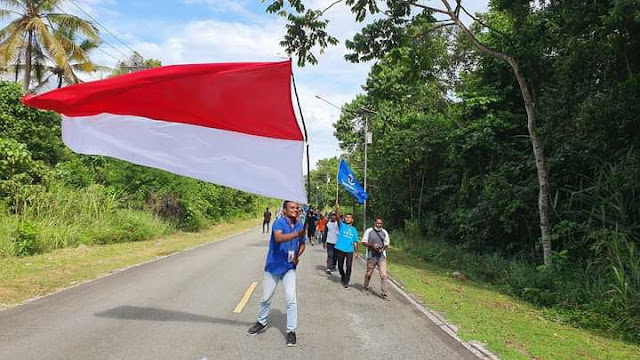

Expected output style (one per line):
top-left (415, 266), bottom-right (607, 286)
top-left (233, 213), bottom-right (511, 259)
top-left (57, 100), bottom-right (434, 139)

top-left (0, 217), bottom-right (260, 309)
top-left (0, 185), bottom-right (176, 257)
top-left (387, 248), bottom-right (640, 359)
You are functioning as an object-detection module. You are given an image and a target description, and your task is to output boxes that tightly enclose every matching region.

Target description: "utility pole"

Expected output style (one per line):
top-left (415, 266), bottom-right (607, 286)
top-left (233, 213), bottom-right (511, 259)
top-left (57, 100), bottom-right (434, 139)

top-left (363, 116), bottom-right (369, 234)
top-left (315, 94), bottom-right (377, 232)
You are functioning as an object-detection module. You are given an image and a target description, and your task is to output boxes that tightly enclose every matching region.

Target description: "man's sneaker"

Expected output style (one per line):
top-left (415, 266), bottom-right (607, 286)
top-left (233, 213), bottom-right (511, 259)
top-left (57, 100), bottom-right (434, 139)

top-left (326, 268), bottom-right (332, 274)
top-left (286, 331), bottom-right (297, 347)
top-left (246, 322), bottom-right (267, 336)
top-left (343, 283), bottom-right (350, 289)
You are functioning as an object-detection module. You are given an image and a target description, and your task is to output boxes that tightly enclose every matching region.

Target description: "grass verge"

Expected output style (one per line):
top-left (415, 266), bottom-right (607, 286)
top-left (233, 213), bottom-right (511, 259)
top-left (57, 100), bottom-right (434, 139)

top-left (0, 217), bottom-right (260, 309)
top-left (386, 248), bottom-right (640, 359)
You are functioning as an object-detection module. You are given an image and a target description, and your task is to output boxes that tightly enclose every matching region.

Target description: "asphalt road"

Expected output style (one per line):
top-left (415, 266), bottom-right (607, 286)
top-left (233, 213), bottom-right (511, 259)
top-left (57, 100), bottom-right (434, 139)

top-left (0, 226), bottom-right (478, 360)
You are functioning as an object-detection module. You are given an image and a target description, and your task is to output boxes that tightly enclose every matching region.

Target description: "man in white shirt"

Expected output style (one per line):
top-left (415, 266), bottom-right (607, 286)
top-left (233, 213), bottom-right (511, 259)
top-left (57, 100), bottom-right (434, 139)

top-left (324, 213), bottom-right (339, 273)
top-left (362, 217), bottom-right (390, 299)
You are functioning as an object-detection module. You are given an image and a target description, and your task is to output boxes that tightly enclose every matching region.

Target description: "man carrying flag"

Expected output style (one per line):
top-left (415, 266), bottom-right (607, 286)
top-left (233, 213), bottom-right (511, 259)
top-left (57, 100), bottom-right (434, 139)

top-left (247, 200), bottom-right (306, 347)
top-left (333, 201), bottom-right (359, 289)
top-left (332, 158), bottom-right (366, 288)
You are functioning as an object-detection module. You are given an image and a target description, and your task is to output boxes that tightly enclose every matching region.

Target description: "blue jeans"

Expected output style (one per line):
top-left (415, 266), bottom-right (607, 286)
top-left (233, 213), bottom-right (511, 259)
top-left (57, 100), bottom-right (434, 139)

top-left (257, 269), bottom-right (297, 332)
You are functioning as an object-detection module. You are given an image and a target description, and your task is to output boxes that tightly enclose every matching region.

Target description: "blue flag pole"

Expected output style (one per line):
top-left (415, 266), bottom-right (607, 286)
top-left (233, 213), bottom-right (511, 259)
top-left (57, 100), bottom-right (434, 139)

top-left (336, 156), bottom-right (341, 205)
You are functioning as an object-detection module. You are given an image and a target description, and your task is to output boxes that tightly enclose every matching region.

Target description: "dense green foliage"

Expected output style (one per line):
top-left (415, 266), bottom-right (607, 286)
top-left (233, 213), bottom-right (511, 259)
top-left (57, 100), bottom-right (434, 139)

top-left (297, 0), bottom-right (639, 343)
top-left (0, 81), bottom-right (268, 257)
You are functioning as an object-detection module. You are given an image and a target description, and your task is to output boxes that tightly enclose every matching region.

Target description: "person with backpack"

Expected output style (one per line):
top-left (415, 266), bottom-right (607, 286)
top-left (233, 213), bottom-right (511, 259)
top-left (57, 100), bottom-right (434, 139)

top-left (362, 216), bottom-right (390, 299)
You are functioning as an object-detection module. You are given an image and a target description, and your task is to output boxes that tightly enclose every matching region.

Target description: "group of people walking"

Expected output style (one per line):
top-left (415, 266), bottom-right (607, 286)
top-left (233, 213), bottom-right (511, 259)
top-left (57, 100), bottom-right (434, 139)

top-left (250, 201), bottom-right (390, 347)
top-left (322, 204), bottom-right (389, 295)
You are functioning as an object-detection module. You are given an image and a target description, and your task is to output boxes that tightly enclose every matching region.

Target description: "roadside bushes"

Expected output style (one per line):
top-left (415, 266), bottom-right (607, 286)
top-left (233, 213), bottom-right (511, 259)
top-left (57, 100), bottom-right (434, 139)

top-left (0, 185), bottom-right (172, 256)
top-left (393, 221), bottom-right (640, 343)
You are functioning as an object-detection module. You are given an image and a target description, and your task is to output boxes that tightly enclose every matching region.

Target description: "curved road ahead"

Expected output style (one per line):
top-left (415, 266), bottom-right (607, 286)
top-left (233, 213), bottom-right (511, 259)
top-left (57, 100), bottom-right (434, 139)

top-left (0, 227), bottom-right (478, 360)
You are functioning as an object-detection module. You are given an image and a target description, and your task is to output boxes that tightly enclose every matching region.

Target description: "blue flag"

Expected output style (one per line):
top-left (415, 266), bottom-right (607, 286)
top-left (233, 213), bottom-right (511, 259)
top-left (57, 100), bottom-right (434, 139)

top-left (337, 158), bottom-right (368, 204)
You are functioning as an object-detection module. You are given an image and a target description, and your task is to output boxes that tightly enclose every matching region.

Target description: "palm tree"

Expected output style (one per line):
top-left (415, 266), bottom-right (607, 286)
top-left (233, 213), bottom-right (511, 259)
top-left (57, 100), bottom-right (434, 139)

top-left (32, 24), bottom-right (109, 89)
top-left (0, 0), bottom-right (99, 91)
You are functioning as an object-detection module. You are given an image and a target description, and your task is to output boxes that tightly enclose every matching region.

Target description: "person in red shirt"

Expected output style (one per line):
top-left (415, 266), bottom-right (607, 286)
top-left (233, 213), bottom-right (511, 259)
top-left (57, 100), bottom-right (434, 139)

top-left (316, 213), bottom-right (328, 245)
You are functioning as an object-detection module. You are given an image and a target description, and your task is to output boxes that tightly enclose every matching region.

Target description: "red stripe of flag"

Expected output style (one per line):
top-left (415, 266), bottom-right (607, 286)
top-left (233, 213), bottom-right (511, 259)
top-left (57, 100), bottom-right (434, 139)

top-left (22, 60), bottom-right (303, 141)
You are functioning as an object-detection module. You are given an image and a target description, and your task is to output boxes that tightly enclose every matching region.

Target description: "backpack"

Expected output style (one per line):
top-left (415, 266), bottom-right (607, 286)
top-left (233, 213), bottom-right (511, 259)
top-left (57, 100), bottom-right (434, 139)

top-left (370, 229), bottom-right (386, 256)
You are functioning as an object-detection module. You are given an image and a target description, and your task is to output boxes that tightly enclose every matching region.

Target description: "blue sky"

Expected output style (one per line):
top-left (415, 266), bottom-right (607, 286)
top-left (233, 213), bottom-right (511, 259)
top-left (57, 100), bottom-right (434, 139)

top-left (58, 1), bottom-right (489, 168)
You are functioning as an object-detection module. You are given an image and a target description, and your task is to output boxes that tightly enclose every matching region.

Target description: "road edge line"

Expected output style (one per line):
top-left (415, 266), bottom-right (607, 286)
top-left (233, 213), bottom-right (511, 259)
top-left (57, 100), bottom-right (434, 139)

top-left (356, 256), bottom-right (499, 360)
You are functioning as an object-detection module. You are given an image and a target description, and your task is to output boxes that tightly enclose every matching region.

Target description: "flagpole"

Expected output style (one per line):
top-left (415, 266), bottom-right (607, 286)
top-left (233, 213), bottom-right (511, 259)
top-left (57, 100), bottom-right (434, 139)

top-left (306, 143), bottom-right (311, 203)
top-left (290, 67), bottom-right (311, 204)
top-left (336, 157), bottom-right (340, 205)
top-left (363, 115), bottom-right (368, 234)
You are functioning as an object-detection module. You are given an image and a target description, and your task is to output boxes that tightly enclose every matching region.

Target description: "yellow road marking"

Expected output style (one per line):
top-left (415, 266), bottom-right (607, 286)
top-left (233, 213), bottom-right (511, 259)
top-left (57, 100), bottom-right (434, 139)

top-left (233, 281), bottom-right (258, 314)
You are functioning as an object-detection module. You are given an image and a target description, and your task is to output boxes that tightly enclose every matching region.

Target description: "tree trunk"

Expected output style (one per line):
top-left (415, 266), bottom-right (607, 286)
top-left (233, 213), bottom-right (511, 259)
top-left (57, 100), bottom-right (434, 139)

top-left (23, 31), bottom-right (32, 92)
top-left (509, 59), bottom-right (552, 265)
top-left (442, 1), bottom-right (553, 265)
top-left (418, 167), bottom-right (426, 223)
top-left (621, 33), bottom-right (633, 79)
top-left (408, 167), bottom-right (414, 221)
top-left (58, 74), bottom-right (63, 88)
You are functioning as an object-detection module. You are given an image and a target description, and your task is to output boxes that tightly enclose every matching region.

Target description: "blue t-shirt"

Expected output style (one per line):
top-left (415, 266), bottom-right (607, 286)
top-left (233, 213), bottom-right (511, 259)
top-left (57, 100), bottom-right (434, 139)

top-left (334, 222), bottom-right (359, 253)
top-left (265, 216), bottom-right (305, 275)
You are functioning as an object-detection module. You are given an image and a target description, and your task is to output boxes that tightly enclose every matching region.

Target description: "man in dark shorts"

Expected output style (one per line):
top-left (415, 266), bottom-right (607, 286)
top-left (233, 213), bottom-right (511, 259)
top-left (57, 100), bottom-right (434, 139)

top-left (263, 207), bottom-right (272, 233)
top-left (306, 210), bottom-right (318, 246)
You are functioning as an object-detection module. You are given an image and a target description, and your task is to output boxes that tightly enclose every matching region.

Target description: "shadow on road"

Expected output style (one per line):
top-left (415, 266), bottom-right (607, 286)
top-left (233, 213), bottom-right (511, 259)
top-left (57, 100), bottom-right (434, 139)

top-left (94, 305), bottom-right (254, 327)
top-left (264, 309), bottom-right (287, 336)
top-left (246, 243), bottom-right (269, 247)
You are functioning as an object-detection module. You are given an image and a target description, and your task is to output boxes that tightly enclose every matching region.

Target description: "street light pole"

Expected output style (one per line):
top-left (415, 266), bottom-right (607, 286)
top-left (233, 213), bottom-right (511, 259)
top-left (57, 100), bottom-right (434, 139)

top-left (315, 94), bottom-right (376, 233)
top-left (363, 115), bottom-right (368, 234)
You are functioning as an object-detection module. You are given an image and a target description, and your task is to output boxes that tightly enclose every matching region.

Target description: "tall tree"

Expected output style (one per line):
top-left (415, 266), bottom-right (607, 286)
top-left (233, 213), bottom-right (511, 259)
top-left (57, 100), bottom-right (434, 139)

top-left (0, 0), bottom-right (99, 91)
top-left (266, 0), bottom-right (554, 264)
top-left (32, 23), bottom-right (106, 89)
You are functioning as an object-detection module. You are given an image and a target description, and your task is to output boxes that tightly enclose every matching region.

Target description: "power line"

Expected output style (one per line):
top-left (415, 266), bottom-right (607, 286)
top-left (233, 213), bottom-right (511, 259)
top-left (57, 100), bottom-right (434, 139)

top-left (94, 36), bottom-right (129, 60)
top-left (96, 46), bottom-right (122, 63)
top-left (52, 4), bottom-right (130, 61)
top-left (66, 0), bottom-right (139, 56)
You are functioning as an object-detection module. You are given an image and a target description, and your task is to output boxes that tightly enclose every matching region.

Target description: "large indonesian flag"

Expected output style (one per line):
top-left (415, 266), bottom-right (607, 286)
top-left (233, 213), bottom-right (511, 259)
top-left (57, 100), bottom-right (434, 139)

top-left (22, 60), bottom-right (307, 203)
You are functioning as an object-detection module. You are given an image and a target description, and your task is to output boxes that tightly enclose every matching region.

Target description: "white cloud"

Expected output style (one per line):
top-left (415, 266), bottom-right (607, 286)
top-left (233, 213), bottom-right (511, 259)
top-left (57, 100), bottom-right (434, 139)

top-left (133, 20), bottom-right (283, 64)
top-left (181, 0), bottom-right (263, 20)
